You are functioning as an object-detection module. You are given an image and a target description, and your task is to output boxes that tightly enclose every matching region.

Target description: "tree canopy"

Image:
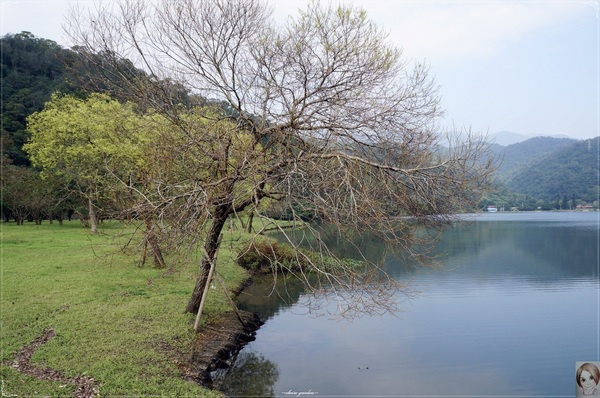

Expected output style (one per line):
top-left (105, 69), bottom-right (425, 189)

top-left (60, 0), bottom-right (495, 320)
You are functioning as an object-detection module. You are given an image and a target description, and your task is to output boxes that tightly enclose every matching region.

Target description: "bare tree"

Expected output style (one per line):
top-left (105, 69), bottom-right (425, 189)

top-left (66, 0), bottom-right (495, 320)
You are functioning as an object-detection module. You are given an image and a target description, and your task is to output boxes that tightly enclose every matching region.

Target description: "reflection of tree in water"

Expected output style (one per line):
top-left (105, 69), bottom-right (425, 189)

top-left (271, 224), bottom-right (389, 264)
top-left (237, 274), bottom-right (306, 320)
top-left (214, 351), bottom-right (279, 397)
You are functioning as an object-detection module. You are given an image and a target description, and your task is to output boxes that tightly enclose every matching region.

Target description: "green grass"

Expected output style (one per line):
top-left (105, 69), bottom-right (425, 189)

top-left (1, 220), bottom-right (252, 397)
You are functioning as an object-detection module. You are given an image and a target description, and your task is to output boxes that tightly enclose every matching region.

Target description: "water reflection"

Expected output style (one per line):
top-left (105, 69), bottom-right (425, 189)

top-left (237, 275), bottom-right (306, 320)
top-left (269, 222), bottom-right (392, 264)
top-left (390, 213), bottom-right (599, 281)
top-left (213, 351), bottom-right (279, 397)
top-left (227, 212), bottom-right (599, 396)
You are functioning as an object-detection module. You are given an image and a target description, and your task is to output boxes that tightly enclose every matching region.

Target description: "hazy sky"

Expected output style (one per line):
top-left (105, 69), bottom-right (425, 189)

top-left (1, 0), bottom-right (599, 140)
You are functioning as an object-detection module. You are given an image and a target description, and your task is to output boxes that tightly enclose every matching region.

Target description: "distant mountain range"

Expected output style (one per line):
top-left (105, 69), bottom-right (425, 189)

top-left (490, 136), bottom-right (599, 204)
top-left (488, 131), bottom-right (575, 146)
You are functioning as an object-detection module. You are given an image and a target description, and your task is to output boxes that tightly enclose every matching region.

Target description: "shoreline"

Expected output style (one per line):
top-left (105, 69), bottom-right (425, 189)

top-left (187, 277), bottom-right (264, 389)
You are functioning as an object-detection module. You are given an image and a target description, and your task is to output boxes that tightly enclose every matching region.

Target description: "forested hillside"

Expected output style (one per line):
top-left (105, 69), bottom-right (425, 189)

top-left (492, 136), bottom-right (576, 182)
top-left (484, 136), bottom-right (599, 209)
top-left (1, 32), bottom-right (82, 166)
top-left (506, 137), bottom-right (599, 203)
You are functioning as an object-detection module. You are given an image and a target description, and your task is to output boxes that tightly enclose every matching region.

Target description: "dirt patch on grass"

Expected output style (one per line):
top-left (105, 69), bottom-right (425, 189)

top-left (3, 328), bottom-right (100, 398)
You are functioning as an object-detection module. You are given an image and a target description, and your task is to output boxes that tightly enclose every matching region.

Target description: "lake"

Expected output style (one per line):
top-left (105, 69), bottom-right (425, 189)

top-left (215, 212), bottom-right (599, 397)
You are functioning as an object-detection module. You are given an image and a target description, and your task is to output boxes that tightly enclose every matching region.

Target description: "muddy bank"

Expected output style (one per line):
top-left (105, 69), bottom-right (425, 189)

top-left (187, 310), bottom-right (263, 387)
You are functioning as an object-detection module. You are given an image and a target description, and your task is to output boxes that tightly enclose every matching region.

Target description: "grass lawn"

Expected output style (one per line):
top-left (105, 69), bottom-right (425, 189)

top-left (1, 219), bottom-right (254, 397)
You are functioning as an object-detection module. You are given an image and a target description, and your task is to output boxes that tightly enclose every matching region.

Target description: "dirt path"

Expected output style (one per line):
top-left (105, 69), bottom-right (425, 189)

top-left (3, 328), bottom-right (99, 398)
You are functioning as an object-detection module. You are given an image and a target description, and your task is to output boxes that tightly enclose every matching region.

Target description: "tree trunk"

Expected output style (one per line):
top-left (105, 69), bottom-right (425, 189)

top-left (76, 211), bottom-right (89, 228)
top-left (88, 197), bottom-right (97, 234)
top-left (193, 233), bottom-right (222, 331)
top-left (144, 218), bottom-right (166, 268)
top-left (185, 212), bottom-right (229, 314)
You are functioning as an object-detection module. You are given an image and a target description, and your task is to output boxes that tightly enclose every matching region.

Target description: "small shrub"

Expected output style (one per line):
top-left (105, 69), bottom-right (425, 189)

top-left (237, 236), bottom-right (366, 275)
top-left (237, 237), bottom-right (305, 273)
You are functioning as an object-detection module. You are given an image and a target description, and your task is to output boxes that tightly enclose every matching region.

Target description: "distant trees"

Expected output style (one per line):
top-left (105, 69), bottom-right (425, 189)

top-left (0, 31), bottom-right (203, 234)
top-left (1, 32), bottom-right (89, 225)
top-left (0, 158), bottom-right (72, 224)
top-left (1, 161), bottom-right (40, 224)
top-left (480, 189), bottom-right (585, 211)
top-left (66, 0), bottom-right (495, 320)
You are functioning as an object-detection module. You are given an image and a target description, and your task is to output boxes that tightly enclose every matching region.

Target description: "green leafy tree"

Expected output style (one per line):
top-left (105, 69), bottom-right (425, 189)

top-left (25, 94), bottom-right (140, 228)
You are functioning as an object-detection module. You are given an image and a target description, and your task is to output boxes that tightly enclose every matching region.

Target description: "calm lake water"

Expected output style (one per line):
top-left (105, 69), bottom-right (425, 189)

top-left (216, 212), bottom-right (599, 397)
